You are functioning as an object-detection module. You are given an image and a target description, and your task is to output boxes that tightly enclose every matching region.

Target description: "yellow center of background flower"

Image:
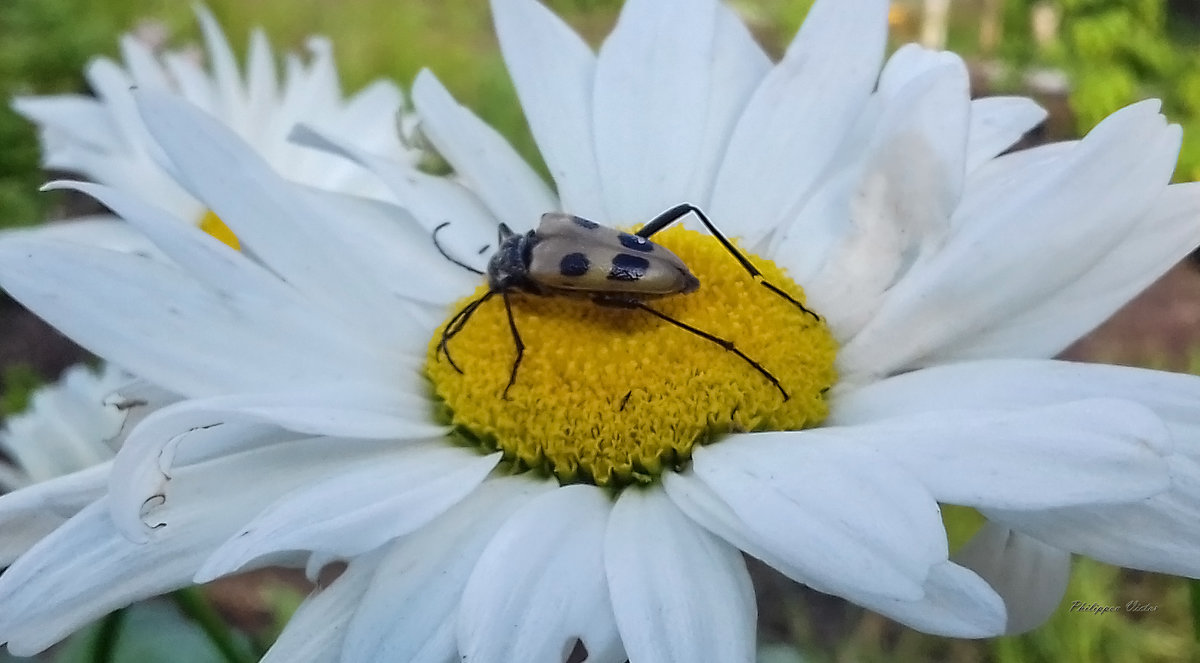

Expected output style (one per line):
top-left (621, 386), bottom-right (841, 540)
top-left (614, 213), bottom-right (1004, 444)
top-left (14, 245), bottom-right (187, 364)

top-left (199, 210), bottom-right (241, 250)
top-left (426, 226), bottom-right (838, 487)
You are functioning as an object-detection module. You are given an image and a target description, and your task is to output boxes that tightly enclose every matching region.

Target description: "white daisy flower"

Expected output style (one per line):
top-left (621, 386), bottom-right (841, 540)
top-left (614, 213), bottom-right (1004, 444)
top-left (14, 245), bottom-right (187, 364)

top-left (12, 6), bottom-right (416, 251)
top-left (1, 0), bottom-right (1199, 661)
top-left (0, 7), bottom-right (415, 650)
top-left (2, 1), bottom-right (414, 549)
top-left (0, 362), bottom-right (172, 573)
top-left (0, 364), bottom-right (125, 491)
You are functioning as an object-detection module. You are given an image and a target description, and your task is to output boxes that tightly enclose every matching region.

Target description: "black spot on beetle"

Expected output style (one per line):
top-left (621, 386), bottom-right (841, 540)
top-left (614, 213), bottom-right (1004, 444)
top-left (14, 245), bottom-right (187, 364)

top-left (608, 253), bottom-right (649, 281)
top-left (618, 233), bottom-right (654, 252)
top-left (560, 252), bottom-right (590, 277)
top-left (571, 216), bottom-right (599, 230)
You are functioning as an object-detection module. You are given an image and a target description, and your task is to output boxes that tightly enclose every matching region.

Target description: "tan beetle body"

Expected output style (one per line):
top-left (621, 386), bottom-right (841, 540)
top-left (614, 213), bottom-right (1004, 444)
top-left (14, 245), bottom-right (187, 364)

top-left (525, 213), bottom-right (700, 297)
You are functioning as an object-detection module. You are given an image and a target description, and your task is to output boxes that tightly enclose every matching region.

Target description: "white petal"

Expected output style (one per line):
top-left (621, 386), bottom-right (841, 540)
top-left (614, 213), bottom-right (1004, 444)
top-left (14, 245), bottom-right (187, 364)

top-left (841, 101), bottom-right (1181, 377)
top-left (800, 58), bottom-right (970, 338)
top-left (51, 178), bottom-right (459, 324)
top-left (936, 181), bottom-right (1200, 361)
top-left (665, 474), bottom-right (1005, 637)
top-left (709, 0), bottom-right (889, 247)
top-left (832, 358), bottom-right (1200, 452)
top-left (0, 237), bottom-right (395, 400)
top-left (459, 485), bottom-right (618, 663)
top-left (297, 186), bottom-right (480, 307)
top-left (0, 501), bottom-right (207, 656)
top-left (119, 34), bottom-right (171, 90)
top-left (197, 443), bottom-right (499, 579)
top-left (8, 214), bottom-right (161, 256)
top-left (244, 29), bottom-right (280, 134)
top-left (0, 363), bottom-right (126, 484)
top-left (412, 70), bottom-right (558, 228)
top-left (164, 51), bottom-right (217, 114)
top-left (770, 47), bottom-right (961, 285)
top-left (490, 0), bottom-right (604, 219)
top-left (344, 476), bottom-right (552, 663)
top-left (874, 43), bottom-right (955, 94)
top-left (592, 0), bottom-right (718, 222)
top-left (12, 94), bottom-right (121, 152)
top-left (952, 521), bottom-right (1070, 634)
top-left (108, 394), bottom-right (441, 544)
top-left (83, 57), bottom-right (149, 156)
top-left (195, 5), bottom-right (246, 122)
top-left (949, 140), bottom-right (1076, 235)
top-left (988, 454), bottom-right (1200, 578)
top-left (606, 487), bottom-right (755, 663)
top-left (0, 464), bottom-right (108, 566)
top-left (302, 80), bottom-right (409, 198)
top-left (691, 3), bottom-right (773, 205)
top-left (854, 561), bottom-right (1007, 637)
top-left (132, 90), bottom-right (423, 341)
top-left (0, 434), bottom-right (364, 655)
top-left (825, 399), bottom-right (1171, 510)
top-left (692, 433), bottom-right (946, 601)
top-left (42, 180), bottom-right (307, 303)
top-left (334, 80), bottom-right (405, 146)
top-left (290, 124), bottom-right (499, 270)
top-left (68, 57), bottom-right (203, 217)
top-left (294, 37), bottom-right (343, 119)
top-left (261, 552), bottom-right (382, 663)
top-left (965, 96), bottom-right (1047, 172)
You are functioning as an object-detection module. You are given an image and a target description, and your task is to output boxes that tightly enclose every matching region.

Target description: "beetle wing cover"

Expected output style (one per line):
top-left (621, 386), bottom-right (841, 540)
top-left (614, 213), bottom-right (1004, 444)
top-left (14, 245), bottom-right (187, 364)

top-left (530, 213), bottom-right (695, 295)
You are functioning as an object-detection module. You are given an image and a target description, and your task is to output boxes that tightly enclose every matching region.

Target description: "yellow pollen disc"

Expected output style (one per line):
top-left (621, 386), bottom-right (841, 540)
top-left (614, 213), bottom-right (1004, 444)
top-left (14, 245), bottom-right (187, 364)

top-left (426, 225), bottom-right (838, 487)
top-left (199, 210), bottom-right (241, 250)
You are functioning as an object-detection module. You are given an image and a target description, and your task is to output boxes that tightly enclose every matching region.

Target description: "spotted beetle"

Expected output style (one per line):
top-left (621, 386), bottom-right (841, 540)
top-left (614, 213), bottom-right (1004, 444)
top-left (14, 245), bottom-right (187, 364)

top-left (434, 203), bottom-right (819, 400)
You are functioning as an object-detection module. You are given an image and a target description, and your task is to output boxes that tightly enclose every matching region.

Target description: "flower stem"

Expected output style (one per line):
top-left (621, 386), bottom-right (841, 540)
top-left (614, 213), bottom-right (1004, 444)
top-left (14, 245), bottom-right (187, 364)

top-left (171, 587), bottom-right (253, 663)
top-left (90, 609), bottom-right (124, 663)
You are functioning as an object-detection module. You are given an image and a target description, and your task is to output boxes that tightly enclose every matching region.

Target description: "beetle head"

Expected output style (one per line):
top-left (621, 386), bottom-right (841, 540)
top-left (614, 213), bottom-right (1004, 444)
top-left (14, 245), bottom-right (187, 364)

top-left (487, 223), bottom-right (534, 290)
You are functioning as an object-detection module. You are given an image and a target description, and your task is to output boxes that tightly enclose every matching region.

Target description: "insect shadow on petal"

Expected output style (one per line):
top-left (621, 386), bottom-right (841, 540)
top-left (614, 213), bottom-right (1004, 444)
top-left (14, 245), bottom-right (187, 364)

top-left (432, 203), bottom-right (820, 400)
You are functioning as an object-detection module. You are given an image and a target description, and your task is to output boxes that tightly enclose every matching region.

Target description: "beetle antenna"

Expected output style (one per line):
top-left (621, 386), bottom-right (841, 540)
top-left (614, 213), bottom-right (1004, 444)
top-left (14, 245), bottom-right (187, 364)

top-left (608, 298), bottom-right (789, 401)
top-left (433, 222), bottom-right (485, 275)
top-left (437, 289), bottom-right (496, 372)
top-left (499, 291), bottom-right (525, 400)
top-left (637, 204), bottom-right (819, 322)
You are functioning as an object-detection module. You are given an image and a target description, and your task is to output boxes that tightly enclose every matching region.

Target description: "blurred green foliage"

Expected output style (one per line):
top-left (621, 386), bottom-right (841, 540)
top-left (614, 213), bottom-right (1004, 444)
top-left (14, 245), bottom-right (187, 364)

top-left (1060, 0), bottom-right (1200, 180)
top-left (1016, 0), bottom-right (1200, 181)
top-left (0, 364), bottom-right (40, 416)
top-left (0, 0), bottom-right (139, 229)
top-left (53, 601), bottom-right (241, 663)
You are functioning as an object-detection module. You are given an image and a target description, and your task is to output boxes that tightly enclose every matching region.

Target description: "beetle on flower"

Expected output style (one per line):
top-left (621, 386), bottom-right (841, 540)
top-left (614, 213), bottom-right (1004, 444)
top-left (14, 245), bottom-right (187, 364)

top-left (435, 203), bottom-right (821, 400)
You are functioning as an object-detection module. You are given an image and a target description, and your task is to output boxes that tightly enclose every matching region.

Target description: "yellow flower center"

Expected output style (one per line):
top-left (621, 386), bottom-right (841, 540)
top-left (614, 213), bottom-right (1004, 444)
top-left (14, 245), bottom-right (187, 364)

top-left (199, 210), bottom-right (241, 251)
top-left (426, 226), bottom-right (837, 487)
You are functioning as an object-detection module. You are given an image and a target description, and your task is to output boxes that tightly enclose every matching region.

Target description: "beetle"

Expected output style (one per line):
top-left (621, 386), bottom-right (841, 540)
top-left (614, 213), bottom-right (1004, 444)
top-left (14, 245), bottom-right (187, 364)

top-left (433, 203), bottom-right (819, 400)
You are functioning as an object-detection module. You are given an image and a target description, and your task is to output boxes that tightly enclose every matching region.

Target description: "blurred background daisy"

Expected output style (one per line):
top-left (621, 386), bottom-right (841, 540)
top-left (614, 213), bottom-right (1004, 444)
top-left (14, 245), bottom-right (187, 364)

top-left (1, 1), bottom-right (1199, 662)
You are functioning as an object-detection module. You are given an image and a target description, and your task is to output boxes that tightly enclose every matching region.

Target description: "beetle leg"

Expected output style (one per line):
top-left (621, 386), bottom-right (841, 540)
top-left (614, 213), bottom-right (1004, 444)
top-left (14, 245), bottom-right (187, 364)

top-left (432, 222), bottom-right (486, 276)
top-left (596, 296), bottom-right (789, 401)
top-left (500, 291), bottom-right (526, 400)
top-left (638, 204), bottom-right (820, 322)
top-left (438, 289), bottom-right (496, 372)
top-left (635, 203), bottom-right (693, 239)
